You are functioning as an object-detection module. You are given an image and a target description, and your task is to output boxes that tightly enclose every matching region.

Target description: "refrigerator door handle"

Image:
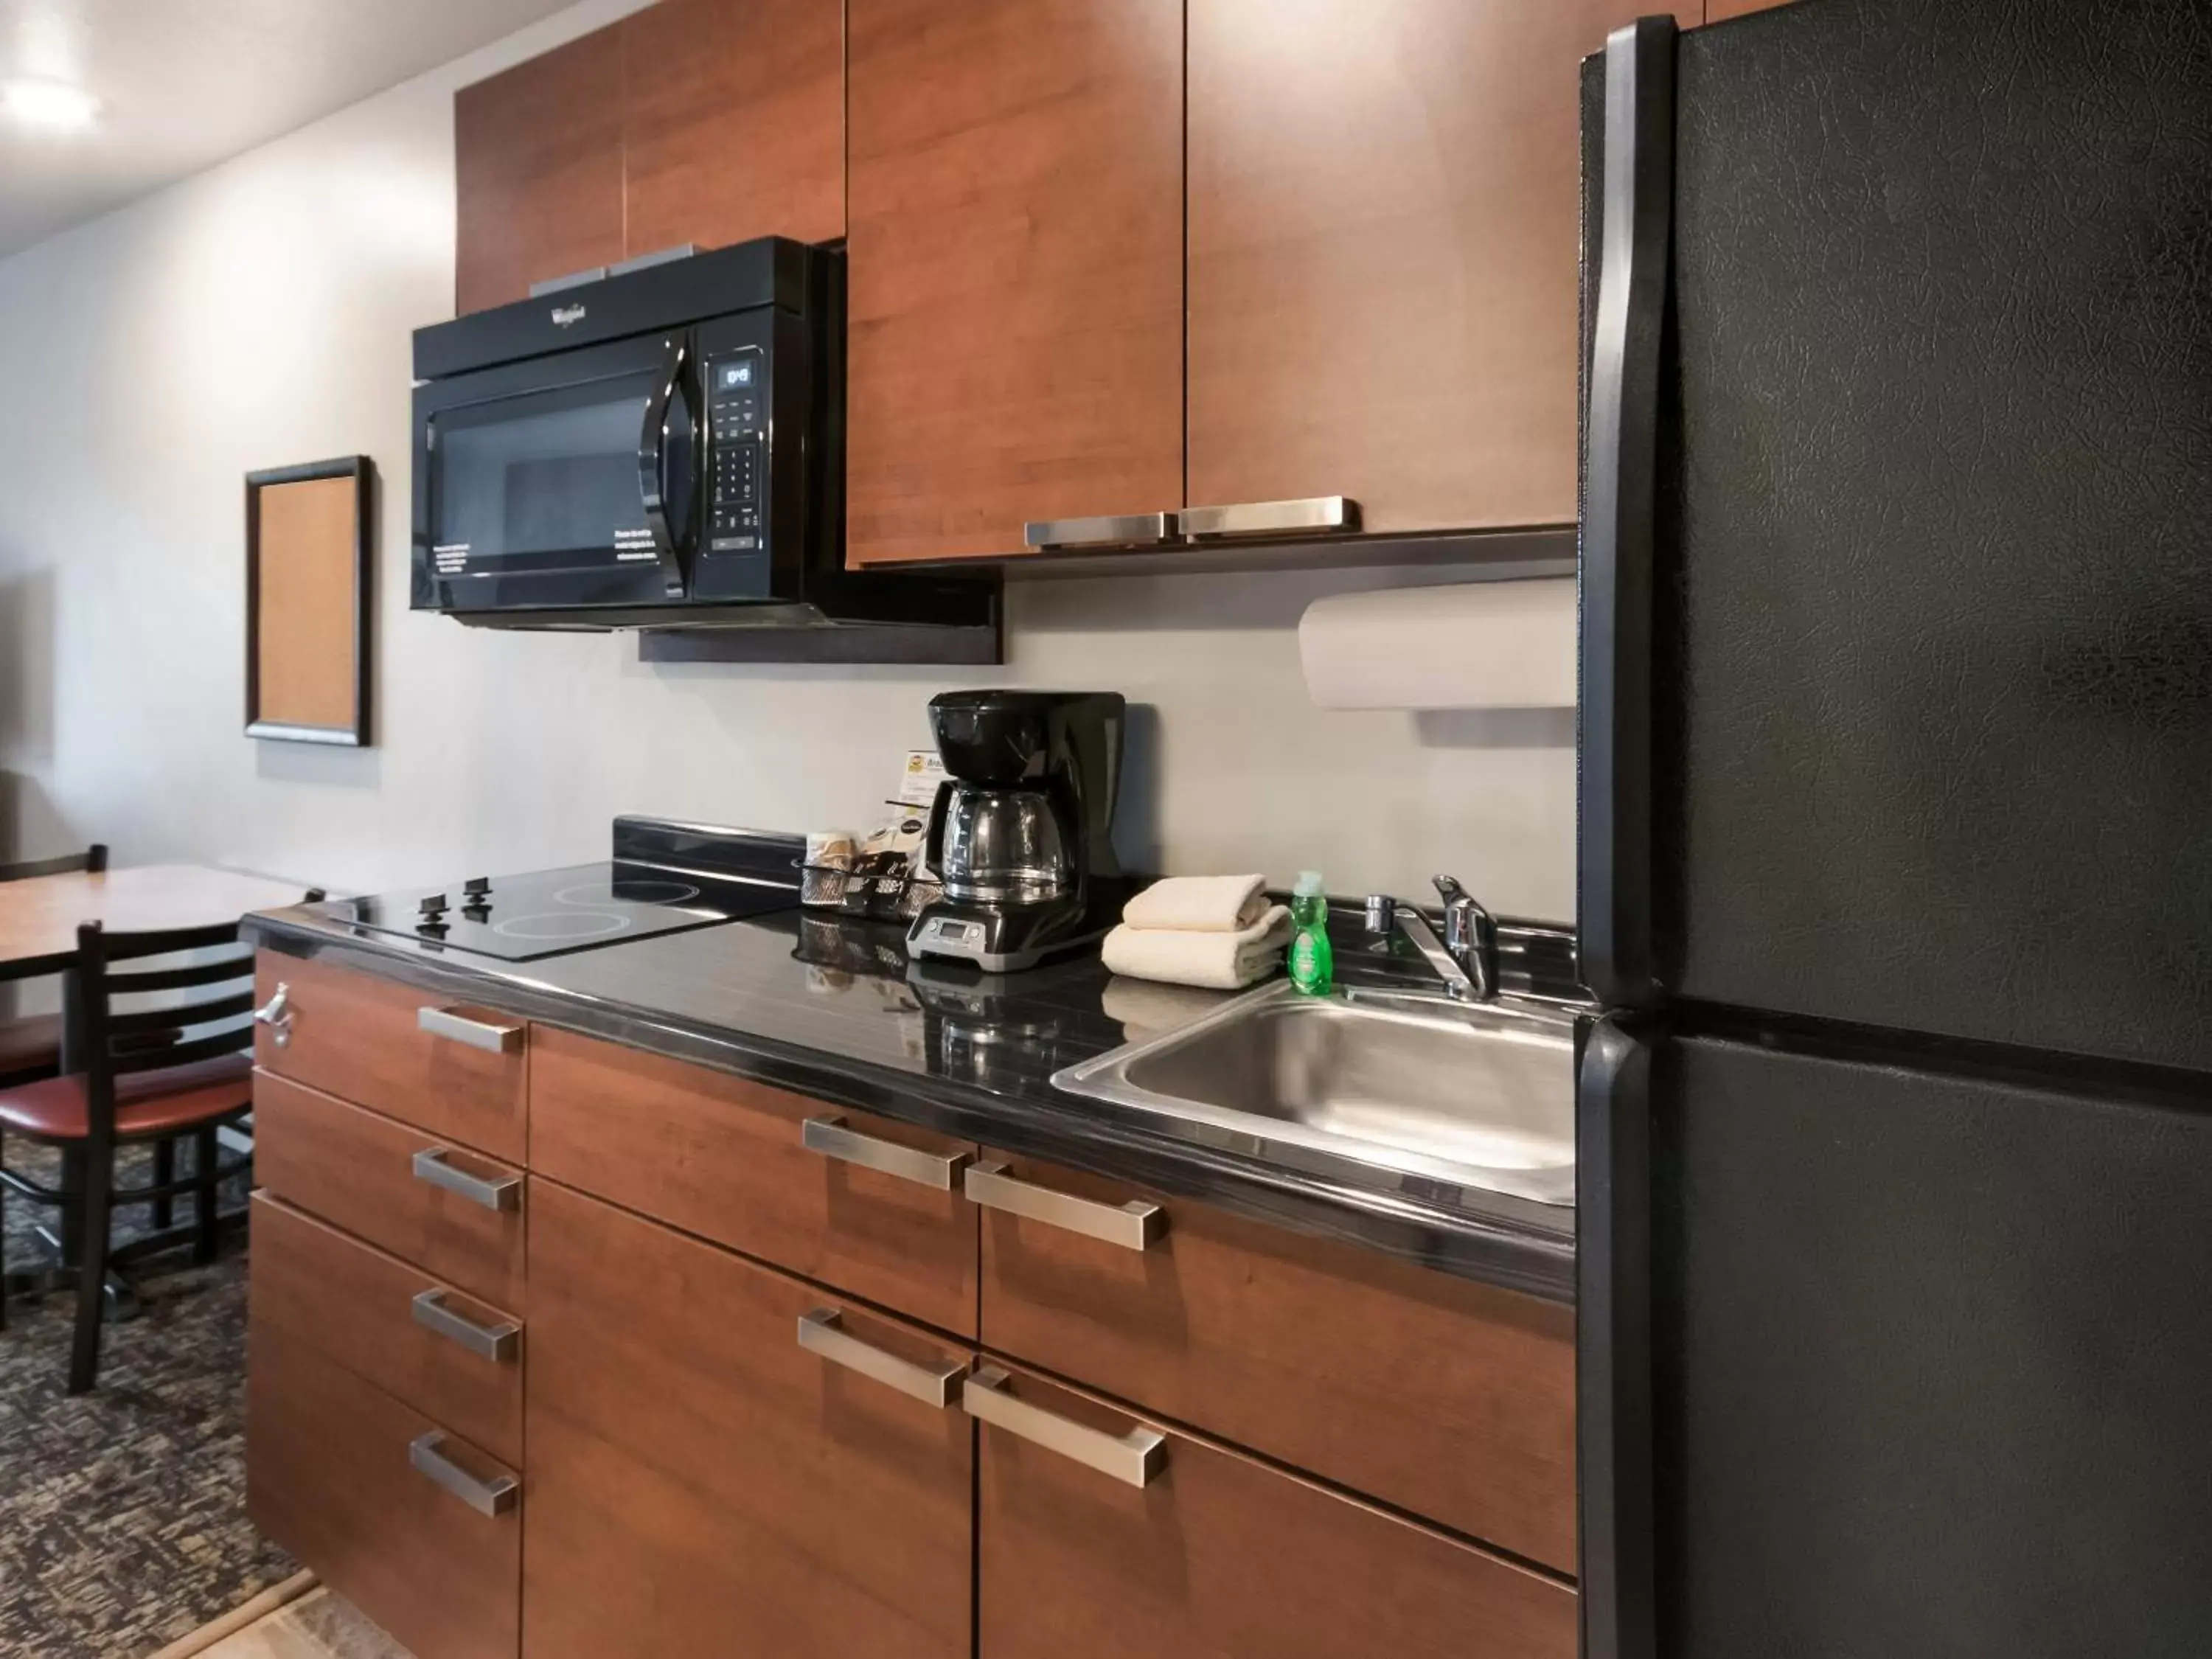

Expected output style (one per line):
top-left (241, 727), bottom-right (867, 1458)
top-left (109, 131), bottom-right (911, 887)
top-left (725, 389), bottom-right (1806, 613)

top-left (1579, 17), bottom-right (1677, 1011)
top-left (1579, 1013), bottom-right (1659, 1659)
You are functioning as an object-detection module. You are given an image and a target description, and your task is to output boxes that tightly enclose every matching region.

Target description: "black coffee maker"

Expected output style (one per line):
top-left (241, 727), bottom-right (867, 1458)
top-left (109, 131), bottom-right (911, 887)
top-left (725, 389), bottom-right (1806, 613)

top-left (907, 690), bottom-right (1133, 972)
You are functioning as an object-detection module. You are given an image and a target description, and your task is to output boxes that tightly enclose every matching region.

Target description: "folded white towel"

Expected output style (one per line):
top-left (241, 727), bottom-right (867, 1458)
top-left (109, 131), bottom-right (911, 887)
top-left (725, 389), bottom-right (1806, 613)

top-left (1100, 905), bottom-right (1291, 992)
top-left (1121, 874), bottom-right (1270, 934)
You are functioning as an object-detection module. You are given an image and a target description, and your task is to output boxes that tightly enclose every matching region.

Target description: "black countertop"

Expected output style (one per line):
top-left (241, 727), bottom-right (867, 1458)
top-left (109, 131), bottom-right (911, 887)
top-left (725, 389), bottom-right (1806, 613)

top-left (246, 897), bottom-right (1582, 1303)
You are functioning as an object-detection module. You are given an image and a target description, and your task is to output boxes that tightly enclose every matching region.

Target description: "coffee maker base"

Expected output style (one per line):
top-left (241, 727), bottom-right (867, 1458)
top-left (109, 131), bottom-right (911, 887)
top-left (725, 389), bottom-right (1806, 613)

top-left (906, 900), bottom-right (1119, 975)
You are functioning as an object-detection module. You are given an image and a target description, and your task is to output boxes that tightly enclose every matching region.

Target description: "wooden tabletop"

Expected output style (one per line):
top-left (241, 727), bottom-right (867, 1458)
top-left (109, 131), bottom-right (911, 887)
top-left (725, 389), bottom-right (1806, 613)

top-left (0, 864), bottom-right (314, 979)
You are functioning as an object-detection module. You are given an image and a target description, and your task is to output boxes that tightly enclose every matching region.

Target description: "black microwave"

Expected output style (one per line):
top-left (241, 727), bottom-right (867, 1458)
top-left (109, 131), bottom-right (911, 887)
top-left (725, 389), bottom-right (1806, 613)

top-left (410, 237), bottom-right (992, 636)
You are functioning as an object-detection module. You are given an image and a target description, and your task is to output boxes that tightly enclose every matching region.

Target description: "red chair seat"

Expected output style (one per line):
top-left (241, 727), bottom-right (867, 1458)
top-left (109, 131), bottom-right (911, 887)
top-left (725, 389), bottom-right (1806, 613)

top-left (0, 1051), bottom-right (252, 1141)
top-left (0, 1012), bottom-right (63, 1077)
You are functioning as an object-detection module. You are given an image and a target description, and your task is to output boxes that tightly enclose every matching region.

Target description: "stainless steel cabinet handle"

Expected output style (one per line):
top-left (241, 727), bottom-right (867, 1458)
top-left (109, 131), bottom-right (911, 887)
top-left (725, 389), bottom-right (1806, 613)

top-left (410, 1147), bottom-right (521, 1211)
top-left (417, 1005), bottom-right (525, 1054)
top-left (964, 1161), bottom-right (1164, 1251)
top-left (411, 1288), bottom-right (520, 1363)
top-left (1023, 511), bottom-right (1175, 550)
top-left (801, 1116), bottom-right (972, 1192)
top-left (796, 1308), bottom-right (964, 1409)
top-left (408, 1431), bottom-right (519, 1517)
top-left (1178, 496), bottom-right (1359, 539)
top-left (251, 984), bottom-right (293, 1048)
top-left (962, 1366), bottom-right (1166, 1488)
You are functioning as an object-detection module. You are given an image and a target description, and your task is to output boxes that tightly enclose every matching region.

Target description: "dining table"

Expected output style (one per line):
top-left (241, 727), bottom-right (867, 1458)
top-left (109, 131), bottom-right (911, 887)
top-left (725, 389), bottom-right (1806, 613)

top-left (0, 861), bottom-right (315, 1288)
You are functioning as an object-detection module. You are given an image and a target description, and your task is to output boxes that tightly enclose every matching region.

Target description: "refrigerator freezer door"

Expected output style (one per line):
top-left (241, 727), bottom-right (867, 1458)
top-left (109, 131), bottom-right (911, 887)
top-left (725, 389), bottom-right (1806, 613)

top-left (1580, 0), bottom-right (2212, 1071)
top-left (1586, 1028), bottom-right (2212, 1659)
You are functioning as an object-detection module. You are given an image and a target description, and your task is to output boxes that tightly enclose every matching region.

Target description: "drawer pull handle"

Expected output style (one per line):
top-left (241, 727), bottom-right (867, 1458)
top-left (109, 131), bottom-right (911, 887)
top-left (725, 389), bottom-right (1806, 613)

top-left (963, 1161), bottom-right (1164, 1251)
top-left (411, 1288), bottom-right (519, 1363)
top-left (802, 1116), bottom-right (972, 1191)
top-left (408, 1431), bottom-right (518, 1517)
top-left (251, 984), bottom-right (293, 1048)
top-left (411, 1147), bottom-right (521, 1211)
top-left (962, 1366), bottom-right (1166, 1488)
top-left (797, 1308), bottom-right (964, 1409)
top-left (1177, 495), bottom-right (1359, 540)
top-left (1023, 510), bottom-right (1175, 550)
top-left (417, 1005), bottom-right (525, 1054)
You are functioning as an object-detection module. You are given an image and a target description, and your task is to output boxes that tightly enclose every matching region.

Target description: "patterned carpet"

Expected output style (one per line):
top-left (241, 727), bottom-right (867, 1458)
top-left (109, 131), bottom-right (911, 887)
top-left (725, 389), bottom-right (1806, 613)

top-left (1, 1138), bottom-right (294, 1658)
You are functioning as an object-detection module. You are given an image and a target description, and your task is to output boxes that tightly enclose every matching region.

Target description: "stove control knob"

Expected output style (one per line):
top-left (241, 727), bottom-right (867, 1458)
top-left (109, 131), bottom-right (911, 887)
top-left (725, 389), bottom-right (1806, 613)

top-left (419, 894), bottom-right (449, 919)
top-left (463, 877), bottom-right (492, 897)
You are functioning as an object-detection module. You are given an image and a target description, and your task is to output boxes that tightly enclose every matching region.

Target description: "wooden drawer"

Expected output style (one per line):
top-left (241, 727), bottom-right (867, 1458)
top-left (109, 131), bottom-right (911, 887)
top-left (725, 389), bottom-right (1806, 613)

top-left (251, 1194), bottom-right (524, 1467)
top-left (530, 1027), bottom-right (978, 1335)
top-left (974, 1153), bottom-right (1576, 1570)
top-left (524, 1178), bottom-right (974, 1658)
top-left (248, 1319), bottom-right (521, 1659)
top-left (254, 950), bottom-right (528, 1163)
top-left (254, 1069), bottom-right (526, 1313)
top-left (975, 1361), bottom-right (1576, 1658)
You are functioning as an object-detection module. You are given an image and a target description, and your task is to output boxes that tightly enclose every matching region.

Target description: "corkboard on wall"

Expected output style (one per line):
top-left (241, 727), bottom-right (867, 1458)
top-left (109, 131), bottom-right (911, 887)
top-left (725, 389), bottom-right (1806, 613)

top-left (246, 457), bottom-right (372, 745)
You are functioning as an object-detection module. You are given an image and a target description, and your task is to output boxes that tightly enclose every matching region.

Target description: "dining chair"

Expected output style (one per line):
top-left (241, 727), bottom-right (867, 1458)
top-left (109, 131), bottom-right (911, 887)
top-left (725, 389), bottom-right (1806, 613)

top-left (0, 914), bottom-right (271, 1391)
top-left (0, 843), bottom-right (108, 1090)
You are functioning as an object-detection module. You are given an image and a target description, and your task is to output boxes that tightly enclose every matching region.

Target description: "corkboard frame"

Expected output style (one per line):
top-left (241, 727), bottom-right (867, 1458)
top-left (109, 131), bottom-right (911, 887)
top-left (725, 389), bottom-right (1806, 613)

top-left (245, 456), bottom-right (373, 746)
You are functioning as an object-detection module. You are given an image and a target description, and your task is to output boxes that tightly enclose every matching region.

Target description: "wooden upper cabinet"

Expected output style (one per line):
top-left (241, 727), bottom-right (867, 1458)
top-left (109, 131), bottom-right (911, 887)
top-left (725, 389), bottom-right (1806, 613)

top-left (1186, 0), bottom-right (1698, 537)
top-left (844, 0), bottom-right (1186, 565)
top-left (619, 0), bottom-right (846, 255)
top-left (1708, 0), bottom-right (1795, 18)
top-left (455, 30), bottom-right (625, 316)
top-left (455, 0), bottom-right (847, 317)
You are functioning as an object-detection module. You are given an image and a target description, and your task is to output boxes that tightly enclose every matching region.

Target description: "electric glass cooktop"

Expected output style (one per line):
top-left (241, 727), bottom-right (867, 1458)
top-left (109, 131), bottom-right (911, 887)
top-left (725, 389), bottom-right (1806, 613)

top-left (335, 860), bottom-right (793, 961)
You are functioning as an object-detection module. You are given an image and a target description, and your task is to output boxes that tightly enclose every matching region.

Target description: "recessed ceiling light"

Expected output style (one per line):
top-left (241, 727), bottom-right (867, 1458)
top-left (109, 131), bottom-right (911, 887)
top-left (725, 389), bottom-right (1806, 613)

top-left (4, 79), bottom-right (100, 131)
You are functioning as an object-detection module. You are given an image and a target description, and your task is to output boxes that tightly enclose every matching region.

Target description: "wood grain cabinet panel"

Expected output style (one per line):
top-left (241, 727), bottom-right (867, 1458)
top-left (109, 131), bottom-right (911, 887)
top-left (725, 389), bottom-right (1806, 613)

top-left (620, 0), bottom-right (846, 255)
top-left (845, 0), bottom-right (1186, 564)
top-left (254, 1070), bottom-right (526, 1313)
top-left (529, 1026), bottom-right (978, 1335)
top-left (975, 1154), bottom-right (1577, 1571)
top-left (1186, 0), bottom-right (1697, 536)
top-left (251, 1194), bottom-right (524, 1468)
top-left (1707, 0), bottom-right (1795, 18)
top-left (248, 1321), bottom-right (521, 1659)
top-left (455, 27), bottom-right (625, 315)
top-left (254, 952), bottom-right (529, 1164)
top-left (523, 1179), bottom-right (974, 1659)
top-left (976, 1362), bottom-right (1577, 1659)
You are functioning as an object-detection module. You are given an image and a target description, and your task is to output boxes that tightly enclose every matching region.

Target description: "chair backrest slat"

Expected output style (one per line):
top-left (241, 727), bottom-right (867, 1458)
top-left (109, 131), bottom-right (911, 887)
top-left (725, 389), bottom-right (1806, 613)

top-left (105, 990), bottom-right (257, 1040)
top-left (106, 1026), bottom-right (260, 1077)
top-left (105, 954), bottom-right (254, 996)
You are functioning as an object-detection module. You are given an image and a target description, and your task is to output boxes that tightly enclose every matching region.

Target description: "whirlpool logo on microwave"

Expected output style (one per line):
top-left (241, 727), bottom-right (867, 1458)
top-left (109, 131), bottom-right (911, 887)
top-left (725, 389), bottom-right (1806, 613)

top-left (550, 304), bottom-right (587, 328)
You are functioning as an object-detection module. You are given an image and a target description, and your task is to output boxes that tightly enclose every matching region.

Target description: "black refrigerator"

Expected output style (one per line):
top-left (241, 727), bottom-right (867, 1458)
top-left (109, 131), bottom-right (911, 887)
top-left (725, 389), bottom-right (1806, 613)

top-left (1573, 3), bottom-right (2212, 1657)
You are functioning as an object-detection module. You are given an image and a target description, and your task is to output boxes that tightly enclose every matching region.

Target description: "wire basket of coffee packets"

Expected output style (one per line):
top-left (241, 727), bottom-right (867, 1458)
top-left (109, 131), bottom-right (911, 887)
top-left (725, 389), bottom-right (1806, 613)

top-left (799, 831), bottom-right (858, 908)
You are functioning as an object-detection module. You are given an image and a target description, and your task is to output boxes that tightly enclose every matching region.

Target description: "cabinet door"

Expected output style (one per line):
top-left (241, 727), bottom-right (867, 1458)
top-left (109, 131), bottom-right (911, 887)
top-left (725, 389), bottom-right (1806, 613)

top-left (845, 0), bottom-right (1184, 564)
top-left (455, 29), bottom-right (625, 315)
top-left (523, 1178), bottom-right (973, 1659)
top-left (1187, 0), bottom-right (1693, 536)
top-left (620, 0), bottom-right (846, 256)
top-left (1707, 0), bottom-right (1795, 17)
top-left (974, 1361), bottom-right (1576, 1658)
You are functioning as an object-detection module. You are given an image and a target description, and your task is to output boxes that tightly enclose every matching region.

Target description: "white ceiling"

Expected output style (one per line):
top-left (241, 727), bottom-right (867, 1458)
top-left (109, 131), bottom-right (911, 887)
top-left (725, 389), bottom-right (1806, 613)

top-left (0, 0), bottom-right (582, 259)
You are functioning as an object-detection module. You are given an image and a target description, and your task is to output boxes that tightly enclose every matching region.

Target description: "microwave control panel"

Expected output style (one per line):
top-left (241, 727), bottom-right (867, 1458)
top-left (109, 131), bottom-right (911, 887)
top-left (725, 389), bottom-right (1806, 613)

top-left (705, 347), bottom-right (766, 554)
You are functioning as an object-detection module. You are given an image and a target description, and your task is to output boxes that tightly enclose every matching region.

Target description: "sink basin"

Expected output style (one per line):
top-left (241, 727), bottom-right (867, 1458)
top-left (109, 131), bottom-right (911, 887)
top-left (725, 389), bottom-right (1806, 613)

top-left (1054, 981), bottom-right (1577, 1211)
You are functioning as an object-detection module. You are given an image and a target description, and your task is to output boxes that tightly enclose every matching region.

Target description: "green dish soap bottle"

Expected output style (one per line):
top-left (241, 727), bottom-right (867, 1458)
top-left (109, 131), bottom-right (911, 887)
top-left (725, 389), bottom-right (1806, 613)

top-left (1287, 870), bottom-right (1334, 996)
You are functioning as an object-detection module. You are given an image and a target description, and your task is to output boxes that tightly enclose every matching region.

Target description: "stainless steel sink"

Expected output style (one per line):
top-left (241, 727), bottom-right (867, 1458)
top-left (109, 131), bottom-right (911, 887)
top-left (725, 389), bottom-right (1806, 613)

top-left (1053, 981), bottom-right (1577, 1211)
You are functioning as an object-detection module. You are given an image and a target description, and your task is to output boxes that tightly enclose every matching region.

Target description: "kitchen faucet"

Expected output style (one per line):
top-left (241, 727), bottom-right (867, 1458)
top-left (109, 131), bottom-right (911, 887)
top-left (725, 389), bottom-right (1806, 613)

top-left (1363, 876), bottom-right (1500, 1001)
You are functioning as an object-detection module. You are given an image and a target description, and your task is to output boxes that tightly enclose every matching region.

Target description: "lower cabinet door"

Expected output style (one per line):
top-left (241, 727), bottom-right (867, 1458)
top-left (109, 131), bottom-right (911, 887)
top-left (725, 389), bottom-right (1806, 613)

top-left (523, 1178), bottom-right (975, 1658)
top-left (248, 1321), bottom-right (521, 1659)
top-left (973, 1362), bottom-right (1578, 1659)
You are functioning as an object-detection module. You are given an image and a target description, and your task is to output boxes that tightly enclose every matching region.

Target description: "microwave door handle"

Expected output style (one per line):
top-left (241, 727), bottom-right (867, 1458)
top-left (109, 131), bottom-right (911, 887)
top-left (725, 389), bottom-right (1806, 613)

top-left (637, 338), bottom-right (689, 599)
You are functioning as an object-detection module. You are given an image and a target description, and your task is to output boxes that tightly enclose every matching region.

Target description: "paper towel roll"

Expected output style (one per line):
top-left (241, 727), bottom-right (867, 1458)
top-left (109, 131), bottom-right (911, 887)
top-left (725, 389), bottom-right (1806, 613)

top-left (1298, 578), bottom-right (1577, 710)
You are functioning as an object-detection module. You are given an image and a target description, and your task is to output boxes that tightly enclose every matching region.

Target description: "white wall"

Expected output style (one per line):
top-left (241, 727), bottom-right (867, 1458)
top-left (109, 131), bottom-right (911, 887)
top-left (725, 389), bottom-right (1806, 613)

top-left (0, 0), bottom-right (1578, 920)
